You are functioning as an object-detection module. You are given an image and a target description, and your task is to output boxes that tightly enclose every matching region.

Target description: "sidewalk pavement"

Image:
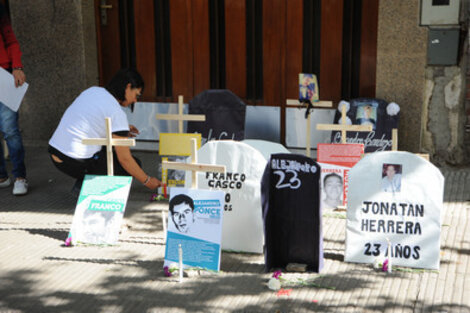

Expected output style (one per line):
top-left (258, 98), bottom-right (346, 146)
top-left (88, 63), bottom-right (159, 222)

top-left (0, 145), bottom-right (469, 313)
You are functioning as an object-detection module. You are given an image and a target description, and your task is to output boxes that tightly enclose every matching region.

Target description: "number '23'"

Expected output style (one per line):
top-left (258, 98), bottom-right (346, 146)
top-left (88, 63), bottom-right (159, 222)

top-left (274, 170), bottom-right (301, 189)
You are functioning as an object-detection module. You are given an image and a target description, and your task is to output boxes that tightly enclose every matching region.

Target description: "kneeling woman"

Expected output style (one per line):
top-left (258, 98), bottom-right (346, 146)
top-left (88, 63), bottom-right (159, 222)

top-left (48, 68), bottom-right (162, 191)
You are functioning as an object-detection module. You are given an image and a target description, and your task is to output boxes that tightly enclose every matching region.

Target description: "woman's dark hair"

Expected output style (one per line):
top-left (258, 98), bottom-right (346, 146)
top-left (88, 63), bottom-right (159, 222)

top-left (105, 68), bottom-right (144, 101)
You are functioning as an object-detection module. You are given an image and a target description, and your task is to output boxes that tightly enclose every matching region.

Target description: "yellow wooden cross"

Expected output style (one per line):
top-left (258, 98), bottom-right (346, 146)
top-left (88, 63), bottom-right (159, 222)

top-left (162, 138), bottom-right (226, 188)
top-left (286, 99), bottom-right (333, 157)
top-left (316, 104), bottom-right (373, 143)
top-left (81, 117), bottom-right (135, 176)
top-left (156, 95), bottom-right (206, 133)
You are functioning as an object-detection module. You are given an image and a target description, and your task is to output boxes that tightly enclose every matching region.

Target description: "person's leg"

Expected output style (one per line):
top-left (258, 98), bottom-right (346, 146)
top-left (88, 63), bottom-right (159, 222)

top-left (48, 146), bottom-right (95, 197)
top-left (48, 146), bottom-right (90, 180)
top-left (0, 102), bottom-right (26, 180)
top-left (0, 136), bottom-right (10, 187)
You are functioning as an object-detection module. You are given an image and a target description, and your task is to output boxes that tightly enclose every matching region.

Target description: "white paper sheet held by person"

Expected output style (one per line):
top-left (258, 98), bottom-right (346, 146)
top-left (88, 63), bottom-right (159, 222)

top-left (0, 67), bottom-right (28, 112)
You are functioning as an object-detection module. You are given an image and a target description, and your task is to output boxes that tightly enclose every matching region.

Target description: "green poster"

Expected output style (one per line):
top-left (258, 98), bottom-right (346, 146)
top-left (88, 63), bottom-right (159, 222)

top-left (70, 175), bottom-right (132, 245)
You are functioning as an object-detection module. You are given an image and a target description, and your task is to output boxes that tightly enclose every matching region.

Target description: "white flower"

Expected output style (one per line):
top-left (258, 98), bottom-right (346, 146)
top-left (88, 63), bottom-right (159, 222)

top-left (338, 100), bottom-right (350, 113)
top-left (268, 277), bottom-right (281, 290)
top-left (373, 256), bottom-right (385, 269)
top-left (386, 102), bottom-right (400, 116)
top-left (339, 116), bottom-right (352, 125)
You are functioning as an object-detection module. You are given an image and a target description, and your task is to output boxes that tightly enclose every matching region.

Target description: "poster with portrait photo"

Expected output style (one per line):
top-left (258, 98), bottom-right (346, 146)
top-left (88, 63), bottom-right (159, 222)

top-left (299, 73), bottom-right (319, 103)
top-left (161, 156), bottom-right (186, 187)
top-left (319, 163), bottom-right (349, 211)
top-left (70, 175), bottom-right (132, 245)
top-left (381, 163), bottom-right (402, 193)
top-left (164, 187), bottom-right (225, 271)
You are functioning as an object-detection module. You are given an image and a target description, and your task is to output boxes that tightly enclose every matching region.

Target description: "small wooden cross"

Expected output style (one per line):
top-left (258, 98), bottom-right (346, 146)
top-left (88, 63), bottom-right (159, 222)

top-left (162, 138), bottom-right (226, 188)
top-left (81, 117), bottom-right (135, 176)
top-left (316, 104), bottom-right (373, 143)
top-left (390, 128), bottom-right (430, 161)
top-left (286, 99), bottom-right (333, 157)
top-left (156, 95), bottom-right (206, 134)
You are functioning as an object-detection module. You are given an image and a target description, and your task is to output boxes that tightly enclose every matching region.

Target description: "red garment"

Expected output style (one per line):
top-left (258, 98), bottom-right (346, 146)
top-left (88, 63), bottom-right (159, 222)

top-left (0, 15), bottom-right (22, 69)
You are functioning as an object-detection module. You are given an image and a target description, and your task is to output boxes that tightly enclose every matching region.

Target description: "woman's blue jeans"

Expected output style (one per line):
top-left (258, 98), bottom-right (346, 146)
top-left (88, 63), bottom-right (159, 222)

top-left (0, 102), bottom-right (26, 179)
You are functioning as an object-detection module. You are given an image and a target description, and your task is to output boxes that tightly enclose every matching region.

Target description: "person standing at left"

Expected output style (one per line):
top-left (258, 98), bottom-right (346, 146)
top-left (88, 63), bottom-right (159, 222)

top-left (0, 4), bottom-right (28, 195)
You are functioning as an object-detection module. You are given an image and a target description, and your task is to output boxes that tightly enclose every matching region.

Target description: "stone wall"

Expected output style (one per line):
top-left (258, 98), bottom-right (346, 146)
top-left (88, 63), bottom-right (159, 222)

top-left (421, 2), bottom-right (468, 165)
top-left (376, 0), bottom-right (468, 165)
top-left (376, 0), bottom-right (428, 154)
top-left (8, 0), bottom-right (98, 145)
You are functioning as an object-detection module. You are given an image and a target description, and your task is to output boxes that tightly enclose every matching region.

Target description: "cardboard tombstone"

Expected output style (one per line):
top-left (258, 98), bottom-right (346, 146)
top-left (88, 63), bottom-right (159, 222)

top-left (187, 90), bottom-right (246, 142)
top-left (345, 151), bottom-right (444, 270)
top-left (330, 98), bottom-right (400, 152)
top-left (261, 153), bottom-right (323, 272)
top-left (242, 139), bottom-right (290, 160)
top-left (184, 140), bottom-right (266, 253)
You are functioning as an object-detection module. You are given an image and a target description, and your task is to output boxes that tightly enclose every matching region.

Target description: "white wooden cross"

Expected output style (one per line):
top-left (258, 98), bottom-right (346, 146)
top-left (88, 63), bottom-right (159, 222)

top-left (81, 117), bottom-right (135, 176)
top-left (162, 138), bottom-right (225, 188)
top-left (156, 95), bottom-right (206, 134)
top-left (316, 104), bottom-right (373, 143)
top-left (286, 99), bottom-right (333, 157)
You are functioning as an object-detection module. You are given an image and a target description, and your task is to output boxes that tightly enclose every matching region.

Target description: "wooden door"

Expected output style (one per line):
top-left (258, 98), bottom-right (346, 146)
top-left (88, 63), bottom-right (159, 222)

top-left (94, 0), bottom-right (379, 141)
top-left (94, 0), bottom-right (128, 87)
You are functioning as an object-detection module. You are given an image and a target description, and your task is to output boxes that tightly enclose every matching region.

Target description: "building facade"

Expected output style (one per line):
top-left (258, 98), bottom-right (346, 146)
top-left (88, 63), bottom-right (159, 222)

top-left (4, 0), bottom-right (469, 164)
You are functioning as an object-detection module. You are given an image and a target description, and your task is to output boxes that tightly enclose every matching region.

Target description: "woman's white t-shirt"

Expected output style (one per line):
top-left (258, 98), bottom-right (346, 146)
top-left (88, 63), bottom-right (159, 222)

top-left (49, 87), bottom-right (130, 159)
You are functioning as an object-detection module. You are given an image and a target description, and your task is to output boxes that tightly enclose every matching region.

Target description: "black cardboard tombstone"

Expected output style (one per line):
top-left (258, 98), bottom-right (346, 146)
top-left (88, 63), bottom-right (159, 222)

top-left (261, 153), bottom-right (323, 272)
top-left (187, 89), bottom-right (246, 142)
top-left (331, 98), bottom-right (400, 153)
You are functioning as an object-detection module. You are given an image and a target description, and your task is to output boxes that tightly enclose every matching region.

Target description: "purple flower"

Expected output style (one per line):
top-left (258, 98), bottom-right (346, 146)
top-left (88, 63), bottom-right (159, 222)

top-left (272, 270), bottom-right (282, 279)
top-left (64, 236), bottom-right (72, 246)
top-left (150, 194), bottom-right (158, 202)
top-left (382, 259), bottom-right (389, 272)
top-left (164, 266), bottom-right (172, 277)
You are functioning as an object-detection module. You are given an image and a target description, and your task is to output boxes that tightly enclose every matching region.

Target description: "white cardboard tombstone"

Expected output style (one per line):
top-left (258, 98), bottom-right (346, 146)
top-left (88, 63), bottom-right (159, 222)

top-left (345, 151), bottom-right (444, 270)
top-left (185, 140), bottom-right (266, 253)
top-left (242, 139), bottom-right (290, 160)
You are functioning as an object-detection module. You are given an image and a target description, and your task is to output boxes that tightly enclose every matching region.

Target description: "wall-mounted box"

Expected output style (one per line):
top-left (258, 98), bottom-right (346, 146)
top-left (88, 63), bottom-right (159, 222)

top-left (421, 0), bottom-right (460, 25)
top-left (427, 28), bottom-right (460, 65)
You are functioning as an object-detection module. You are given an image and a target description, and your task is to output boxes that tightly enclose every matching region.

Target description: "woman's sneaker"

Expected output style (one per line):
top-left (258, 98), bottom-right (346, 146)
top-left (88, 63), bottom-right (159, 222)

top-left (0, 177), bottom-right (11, 188)
top-left (13, 178), bottom-right (28, 196)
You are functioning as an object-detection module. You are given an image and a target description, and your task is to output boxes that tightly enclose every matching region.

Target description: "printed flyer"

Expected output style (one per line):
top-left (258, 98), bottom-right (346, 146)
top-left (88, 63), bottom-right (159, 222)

top-left (317, 143), bottom-right (364, 211)
top-left (164, 187), bottom-right (225, 271)
top-left (70, 175), bottom-right (132, 245)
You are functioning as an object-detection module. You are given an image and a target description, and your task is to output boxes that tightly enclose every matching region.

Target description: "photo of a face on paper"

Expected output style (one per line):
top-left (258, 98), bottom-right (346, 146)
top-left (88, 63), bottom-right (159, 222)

top-left (298, 73), bottom-right (319, 103)
top-left (382, 163), bottom-right (402, 193)
top-left (78, 209), bottom-right (120, 244)
top-left (169, 194), bottom-right (195, 234)
top-left (321, 171), bottom-right (344, 210)
top-left (355, 101), bottom-right (378, 131)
